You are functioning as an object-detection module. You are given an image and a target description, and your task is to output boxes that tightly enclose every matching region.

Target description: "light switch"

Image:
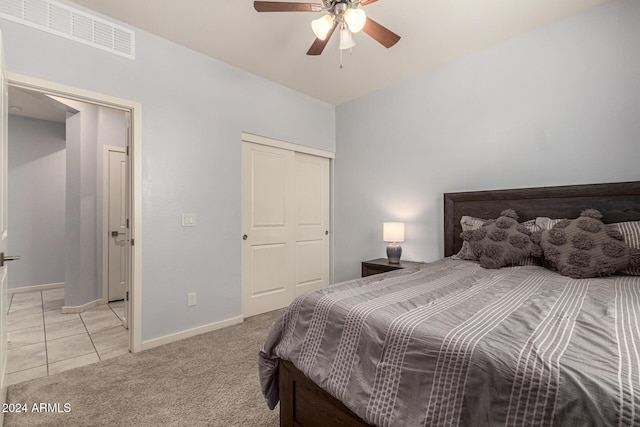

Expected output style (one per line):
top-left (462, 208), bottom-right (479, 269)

top-left (182, 213), bottom-right (197, 227)
top-left (187, 292), bottom-right (196, 307)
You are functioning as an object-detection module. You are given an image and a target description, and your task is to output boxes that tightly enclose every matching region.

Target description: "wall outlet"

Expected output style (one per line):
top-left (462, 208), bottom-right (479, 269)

top-left (182, 213), bottom-right (197, 227)
top-left (187, 292), bottom-right (197, 307)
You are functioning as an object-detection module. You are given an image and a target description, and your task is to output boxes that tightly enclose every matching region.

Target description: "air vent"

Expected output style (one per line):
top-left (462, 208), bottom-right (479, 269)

top-left (0, 0), bottom-right (135, 59)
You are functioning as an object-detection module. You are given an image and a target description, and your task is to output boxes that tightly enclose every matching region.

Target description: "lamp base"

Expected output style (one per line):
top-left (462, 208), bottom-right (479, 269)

top-left (386, 243), bottom-right (402, 264)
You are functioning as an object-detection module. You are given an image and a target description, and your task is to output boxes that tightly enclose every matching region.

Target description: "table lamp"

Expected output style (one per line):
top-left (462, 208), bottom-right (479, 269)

top-left (383, 222), bottom-right (405, 264)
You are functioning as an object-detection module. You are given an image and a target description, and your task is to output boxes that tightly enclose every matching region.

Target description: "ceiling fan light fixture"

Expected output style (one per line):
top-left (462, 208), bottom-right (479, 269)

top-left (311, 14), bottom-right (334, 40)
top-left (339, 27), bottom-right (355, 50)
top-left (344, 8), bottom-right (366, 33)
top-left (254, 0), bottom-right (400, 59)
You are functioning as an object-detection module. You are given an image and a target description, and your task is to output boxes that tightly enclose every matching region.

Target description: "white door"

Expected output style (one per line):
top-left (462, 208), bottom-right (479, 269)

top-left (107, 149), bottom-right (127, 303)
top-left (0, 31), bottom-right (11, 387)
top-left (241, 141), bottom-right (330, 317)
top-left (294, 152), bottom-right (330, 295)
top-left (241, 142), bottom-right (295, 317)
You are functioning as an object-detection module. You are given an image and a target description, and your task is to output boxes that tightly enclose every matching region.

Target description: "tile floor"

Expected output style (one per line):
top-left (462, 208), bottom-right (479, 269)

top-left (5, 287), bottom-right (129, 386)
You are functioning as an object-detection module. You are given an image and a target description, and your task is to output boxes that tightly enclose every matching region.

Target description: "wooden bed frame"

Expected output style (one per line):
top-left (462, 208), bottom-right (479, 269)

top-left (278, 181), bottom-right (640, 427)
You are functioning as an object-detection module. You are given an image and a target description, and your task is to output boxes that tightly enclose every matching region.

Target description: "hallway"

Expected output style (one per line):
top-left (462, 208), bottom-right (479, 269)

top-left (5, 287), bottom-right (128, 385)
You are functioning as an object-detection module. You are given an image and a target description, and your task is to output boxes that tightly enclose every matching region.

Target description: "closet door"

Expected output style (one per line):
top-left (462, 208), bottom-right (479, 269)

top-left (241, 141), bottom-right (330, 317)
top-left (241, 142), bottom-right (295, 317)
top-left (293, 152), bottom-right (329, 296)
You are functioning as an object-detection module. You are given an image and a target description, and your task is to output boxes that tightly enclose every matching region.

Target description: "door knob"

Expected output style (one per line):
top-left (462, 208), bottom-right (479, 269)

top-left (0, 252), bottom-right (20, 267)
top-left (242, 235), bottom-right (248, 240)
top-left (111, 231), bottom-right (125, 237)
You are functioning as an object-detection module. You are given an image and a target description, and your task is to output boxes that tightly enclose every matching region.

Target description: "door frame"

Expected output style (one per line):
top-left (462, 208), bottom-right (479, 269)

top-left (101, 145), bottom-right (127, 306)
top-left (241, 132), bottom-right (335, 160)
top-left (8, 72), bottom-right (143, 353)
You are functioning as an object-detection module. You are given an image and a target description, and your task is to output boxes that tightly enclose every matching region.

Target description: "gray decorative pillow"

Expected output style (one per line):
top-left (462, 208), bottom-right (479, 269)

top-left (454, 216), bottom-right (540, 266)
top-left (535, 210), bottom-right (640, 279)
top-left (461, 210), bottom-right (539, 269)
top-left (535, 217), bottom-right (563, 231)
top-left (518, 219), bottom-right (543, 266)
top-left (454, 216), bottom-right (487, 260)
top-left (614, 221), bottom-right (640, 276)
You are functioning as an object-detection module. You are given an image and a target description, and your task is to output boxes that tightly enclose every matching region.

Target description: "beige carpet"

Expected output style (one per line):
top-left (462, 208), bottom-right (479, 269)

top-left (4, 310), bottom-right (282, 427)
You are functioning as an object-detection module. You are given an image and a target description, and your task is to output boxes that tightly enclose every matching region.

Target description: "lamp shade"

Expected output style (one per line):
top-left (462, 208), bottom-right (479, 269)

top-left (383, 222), bottom-right (405, 243)
top-left (344, 8), bottom-right (366, 33)
top-left (339, 27), bottom-right (355, 50)
top-left (311, 14), bottom-right (334, 40)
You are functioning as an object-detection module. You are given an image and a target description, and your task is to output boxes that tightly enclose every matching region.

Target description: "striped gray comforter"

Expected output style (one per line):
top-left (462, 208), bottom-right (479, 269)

top-left (259, 259), bottom-right (640, 426)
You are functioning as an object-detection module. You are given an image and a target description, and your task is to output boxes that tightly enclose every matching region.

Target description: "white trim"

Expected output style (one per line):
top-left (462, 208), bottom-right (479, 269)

top-left (329, 159), bottom-right (335, 285)
top-left (0, 384), bottom-right (5, 427)
top-left (7, 73), bottom-right (133, 112)
top-left (101, 145), bottom-right (126, 305)
top-left (1, 31), bottom-right (7, 424)
top-left (141, 315), bottom-right (244, 351)
top-left (7, 72), bottom-right (143, 353)
top-left (8, 282), bottom-right (64, 294)
top-left (131, 103), bottom-right (142, 353)
top-left (61, 298), bottom-right (101, 314)
top-left (241, 132), bottom-right (335, 159)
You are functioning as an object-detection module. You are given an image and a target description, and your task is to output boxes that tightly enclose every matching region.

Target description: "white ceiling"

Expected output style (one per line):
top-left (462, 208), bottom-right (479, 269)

top-left (66, 1), bottom-right (610, 105)
top-left (8, 86), bottom-right (68, 123)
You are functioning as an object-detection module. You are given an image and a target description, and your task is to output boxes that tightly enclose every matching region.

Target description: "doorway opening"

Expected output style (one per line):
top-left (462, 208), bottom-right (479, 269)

top-left (4, 73), bottom-right (141, 384)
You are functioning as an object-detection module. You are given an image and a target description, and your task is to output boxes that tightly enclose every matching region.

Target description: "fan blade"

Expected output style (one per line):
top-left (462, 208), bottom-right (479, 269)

top-left (360, 0), bottom-right (379, 5)
top-left (254, 1), bottom-right (322, 12)
top-left (306, 22), bottom-right (338, 55)
top-left (362, 17), bottom-right (400, 48)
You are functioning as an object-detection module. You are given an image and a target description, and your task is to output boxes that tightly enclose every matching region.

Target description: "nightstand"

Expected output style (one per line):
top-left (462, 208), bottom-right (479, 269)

top-left (361, 258), bottom-right (422, 277)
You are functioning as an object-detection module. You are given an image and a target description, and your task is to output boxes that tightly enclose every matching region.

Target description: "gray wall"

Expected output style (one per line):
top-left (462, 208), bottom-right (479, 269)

top-left (0, 0), bottom-right (335, 341)
top-left (8, 115), bottom-right (66, 288)
top-left (64, 109), bottom-right (85, 305)
top-left (334, 0), bottom-right (640, 281)
top-left (60, 99), bottom-right (127, 307)
top-left (10, 100), bottom-right (126, 305)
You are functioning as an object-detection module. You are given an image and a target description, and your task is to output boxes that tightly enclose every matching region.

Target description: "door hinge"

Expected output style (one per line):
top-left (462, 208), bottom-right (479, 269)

top-left (131, 238), bottom-right (135, 246)
top-left (126, 146), bottom-right (129, 156)
top-left (126, 218), bottom-right (129, 228)
top-left (126, 291), bottom-right (129, 301)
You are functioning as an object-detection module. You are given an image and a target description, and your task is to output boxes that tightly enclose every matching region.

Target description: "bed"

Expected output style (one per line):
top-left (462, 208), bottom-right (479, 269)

top-left (259, 181), bottom-right (640, 427)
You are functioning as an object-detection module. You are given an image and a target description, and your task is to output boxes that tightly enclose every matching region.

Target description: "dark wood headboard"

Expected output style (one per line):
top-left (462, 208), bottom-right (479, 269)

top-left (444, 181), bottom-right (640, 257)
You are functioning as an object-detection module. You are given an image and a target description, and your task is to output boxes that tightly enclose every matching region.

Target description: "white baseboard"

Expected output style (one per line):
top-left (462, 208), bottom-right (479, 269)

top-left (61, 299), bottom-right (102, 314)
top-left (141, 315), bottom-right (244, 351)
top-left (8, 282), bottom-right (64, 294)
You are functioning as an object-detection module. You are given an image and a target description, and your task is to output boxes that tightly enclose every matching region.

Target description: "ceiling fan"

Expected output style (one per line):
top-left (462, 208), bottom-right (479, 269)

top-left (253, 0), bottom-right (401, 57)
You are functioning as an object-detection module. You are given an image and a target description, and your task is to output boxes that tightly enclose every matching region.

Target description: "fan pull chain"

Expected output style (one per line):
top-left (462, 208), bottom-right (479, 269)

top-left (339, 47), bottom-right (354, 69)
